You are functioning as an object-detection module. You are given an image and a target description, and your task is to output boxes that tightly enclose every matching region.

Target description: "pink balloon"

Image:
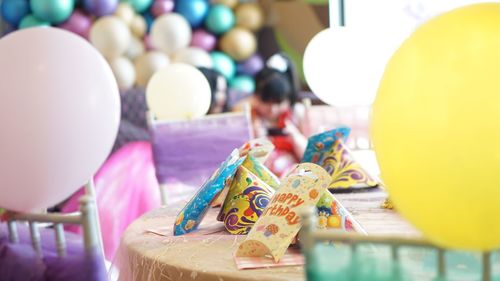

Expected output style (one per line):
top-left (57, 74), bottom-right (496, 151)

top-left (190, 29), bottom-right (217, 52)
top-left (58, 10), bottom-right (92, 39)
top-left (0, 28), bottom-right (120, 212)
top-left (150, 0), bottom-right (175, 17)
top-left (144, 34), bottom-right (154, 50)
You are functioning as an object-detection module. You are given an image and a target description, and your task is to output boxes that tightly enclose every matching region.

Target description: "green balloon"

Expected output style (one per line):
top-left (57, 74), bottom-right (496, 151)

top-left (19, 14), bottom-right (51, 29)
top-left (230, 75), bottom-right (255, 93)
top-left (205, 4), bottom-right (235, 35)
top-left (30, 0), bottom-right (74, 24)
top-left (211, 51), bottom-right (235, 80)
top-left (121, 0), bottom-right (153, 13)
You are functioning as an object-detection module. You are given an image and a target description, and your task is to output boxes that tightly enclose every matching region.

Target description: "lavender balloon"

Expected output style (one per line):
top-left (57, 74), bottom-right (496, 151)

top-left (150, 0), bottom-right (174, 17)
top-left (190, 29), bottom-right (216, 52)
top-left (58, 10), bottom-right (92, 38)
top-left (83, 0), bottom-right (118, 16)
top-left (237, 54), bottom-right (264, 76)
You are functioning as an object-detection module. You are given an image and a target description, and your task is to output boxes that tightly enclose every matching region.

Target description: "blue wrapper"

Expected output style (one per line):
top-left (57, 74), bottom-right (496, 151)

top-left (174, 149), bottom-right (245, 235)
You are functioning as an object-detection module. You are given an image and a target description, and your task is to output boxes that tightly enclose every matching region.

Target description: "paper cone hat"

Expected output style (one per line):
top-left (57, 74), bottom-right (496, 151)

top-left (215, 153), bottom-right (280, 216)
top-left (239, 138), bottom-right (275, 164)
top-left (218, 166), bottom-right (275, 234)
top-left (321, 139), bottom-right (379, 191)
top-left (302, 127), bottom-right (350, 164)
top-left (174, 149), bottom-right (244, 236)
top-left (236, 163), bottom-right (331, 262)
top-left (242, 154), bottom-right (280, 190)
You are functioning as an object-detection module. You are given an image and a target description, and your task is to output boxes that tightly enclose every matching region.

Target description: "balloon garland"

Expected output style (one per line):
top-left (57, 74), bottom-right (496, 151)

top-left (0, 0), bottom-right (265, 94)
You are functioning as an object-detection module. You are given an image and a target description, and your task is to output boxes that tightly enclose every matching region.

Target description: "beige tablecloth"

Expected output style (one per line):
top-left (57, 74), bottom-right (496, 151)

top-left (116, 188), bottom-right (420, 281)
top-left (116, 203), bottom-right (305, 281)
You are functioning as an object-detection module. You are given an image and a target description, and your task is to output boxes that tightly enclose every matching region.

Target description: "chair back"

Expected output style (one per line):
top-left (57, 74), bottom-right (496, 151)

top-left (149, 110), bottom-right (252, 205)
top-left (5, 194), bottom-right (100, 258)
top-left (301, 99), bottom-right (372, 150)
top-left (300, 208), bottom-right (495, 281)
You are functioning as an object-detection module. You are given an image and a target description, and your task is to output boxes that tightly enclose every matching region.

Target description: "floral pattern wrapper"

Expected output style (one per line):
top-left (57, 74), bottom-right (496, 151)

top-left (321, 139), bottom-right (378, 191)
top-left (219, 166), bottom-right (275, 235)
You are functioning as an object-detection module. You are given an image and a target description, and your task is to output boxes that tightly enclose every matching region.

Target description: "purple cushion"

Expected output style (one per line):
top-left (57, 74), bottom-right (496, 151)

top-left (0, 224), bottom-right (107, 281)
top-left (0, 242), bottom-right (46, 281)
top-left (43, 247), bottom-right (106, 281)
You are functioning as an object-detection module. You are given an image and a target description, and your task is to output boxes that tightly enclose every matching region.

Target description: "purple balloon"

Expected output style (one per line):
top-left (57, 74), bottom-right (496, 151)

top-left (150, 0), bottom-right (174, 17)
top-left (83, 0), bottom-right (118, 17)
top-left (58, 10), bottom-right (92, 38)
top-left (190, 29), bottom-right (216, 52)
top-left (237, 54), bottom-right (264, 76)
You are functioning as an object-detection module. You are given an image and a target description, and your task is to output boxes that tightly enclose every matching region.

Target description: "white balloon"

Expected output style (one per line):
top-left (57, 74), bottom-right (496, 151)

top-left (109, 57), bottom-right (136, 91)
top-left (172, 47), bottom-right (213, 68)
top-left (303, 27), bottom-right (405, 107)
top-left (134, 51), bottom-right (170, 87)
top-left (146, 63), bottom-right (211, 121)
top-left (151, 13), bottom-right (192, 55)
top-left (90, 16), bottom-right (131, 59)
top-left (126, 36), bottom-right (145, 60)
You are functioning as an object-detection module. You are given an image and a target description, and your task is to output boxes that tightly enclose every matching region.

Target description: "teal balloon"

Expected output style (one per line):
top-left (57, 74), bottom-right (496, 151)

top-left (121, 0), bottom-right (153, 13)
top-left (19, 14), bottom-right (51, 29)
top-left (211, 51), bottom-right (235, 80)
top-left (230, 75), bottom-right (255, 93)
top-left (30, 0), bottom-right (74, 24)
top-left (204, 4), bottom-right (234, 35)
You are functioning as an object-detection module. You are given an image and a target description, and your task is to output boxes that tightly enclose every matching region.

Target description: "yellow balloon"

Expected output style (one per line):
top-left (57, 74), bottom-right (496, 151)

top-left (235, 3), bottom-right (264, 31)
top-left (372, 3), bottom-right (500, 251)
top-left (220, 27), bottom-right (257, 61)
top-left (211, 0), bottom-right (238, 9)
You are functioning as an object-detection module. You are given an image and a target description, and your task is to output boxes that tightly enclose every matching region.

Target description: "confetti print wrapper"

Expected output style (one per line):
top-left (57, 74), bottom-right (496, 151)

top-left (174, 149), bottom-right (244, 236)
top-left (316, 192), bottom-right (361, 232)
top-left (302, 127), bottom-right (350, 165)
top-left (218, 166), bottom-right (275, 235)
top-left (235, 163), bottom-right (331, 262)
top-left (321, 139), bottom-right (379, 191)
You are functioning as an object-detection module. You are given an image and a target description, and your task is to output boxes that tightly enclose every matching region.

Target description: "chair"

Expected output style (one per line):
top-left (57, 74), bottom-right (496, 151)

top-left (300, 208), bottom-right (496, 281)
top-left (148, 109), bottom-right (253, 206)
top-left (0, 181), bottom-right (107, 281)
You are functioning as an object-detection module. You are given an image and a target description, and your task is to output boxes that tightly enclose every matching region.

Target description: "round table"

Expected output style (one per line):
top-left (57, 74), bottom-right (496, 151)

top-left (116, 203), bottom-right (305, 281)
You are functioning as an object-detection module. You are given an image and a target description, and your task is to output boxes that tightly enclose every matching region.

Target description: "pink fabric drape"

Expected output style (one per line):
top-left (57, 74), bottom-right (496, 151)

top-left (62, 141), bottom-right (161, 260)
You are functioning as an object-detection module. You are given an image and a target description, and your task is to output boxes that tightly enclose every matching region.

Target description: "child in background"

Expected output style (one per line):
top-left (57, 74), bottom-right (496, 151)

top-left (234, 53), bottom-right (307, 176)
top-left (198, 67), bottom-right (229, 114)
